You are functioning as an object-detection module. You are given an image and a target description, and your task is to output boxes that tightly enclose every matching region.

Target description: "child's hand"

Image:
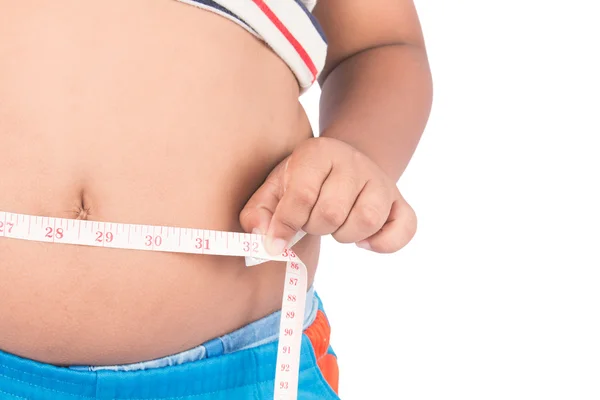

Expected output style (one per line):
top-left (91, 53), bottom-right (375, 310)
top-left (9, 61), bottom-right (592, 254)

top-left (240, 137), bottom-right (417, 255)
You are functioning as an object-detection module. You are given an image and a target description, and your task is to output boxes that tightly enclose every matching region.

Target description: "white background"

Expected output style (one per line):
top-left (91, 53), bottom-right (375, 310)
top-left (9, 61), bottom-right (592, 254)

top-left (300, 1), bottom-right (600, 399)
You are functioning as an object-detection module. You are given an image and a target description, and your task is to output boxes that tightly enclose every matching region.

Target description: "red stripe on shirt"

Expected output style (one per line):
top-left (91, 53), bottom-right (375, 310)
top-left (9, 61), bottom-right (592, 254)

top-left (251, 0), bottom-right (318, 82)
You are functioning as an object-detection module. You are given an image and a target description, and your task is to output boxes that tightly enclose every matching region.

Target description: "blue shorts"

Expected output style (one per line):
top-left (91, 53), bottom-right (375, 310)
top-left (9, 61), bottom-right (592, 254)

top-left (0, 289), bottom-right (339, 399)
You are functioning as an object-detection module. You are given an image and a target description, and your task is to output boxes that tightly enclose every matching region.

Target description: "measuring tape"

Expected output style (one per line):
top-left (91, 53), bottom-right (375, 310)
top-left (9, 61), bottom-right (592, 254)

top-left (0, 210), bottom-right (307, 400)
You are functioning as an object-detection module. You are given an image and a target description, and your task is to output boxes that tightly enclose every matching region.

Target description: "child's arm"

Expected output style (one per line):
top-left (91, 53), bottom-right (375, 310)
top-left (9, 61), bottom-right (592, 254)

top-left (315, 0), bottom-right (433, 182)
top-left (240, 0), bottom-right (432, 254)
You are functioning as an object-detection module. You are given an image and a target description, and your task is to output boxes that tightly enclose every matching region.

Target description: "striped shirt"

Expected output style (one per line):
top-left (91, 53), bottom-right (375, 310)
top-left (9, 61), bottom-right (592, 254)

top-left (175, 0), bottom-right (328, 92)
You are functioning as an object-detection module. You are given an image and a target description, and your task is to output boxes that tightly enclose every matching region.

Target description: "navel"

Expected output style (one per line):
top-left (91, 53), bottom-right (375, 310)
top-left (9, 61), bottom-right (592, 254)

top-left (75, 207), bottom-right (90, 220)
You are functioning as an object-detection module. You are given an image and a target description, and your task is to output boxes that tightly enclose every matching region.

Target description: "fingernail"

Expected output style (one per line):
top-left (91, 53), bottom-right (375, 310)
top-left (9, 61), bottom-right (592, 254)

top-left (252, 228), bottom-right (263, 235)
top-left (265, 237), bottom-right (287, 256)
top-left (355, 240), bottom-right (372, 251)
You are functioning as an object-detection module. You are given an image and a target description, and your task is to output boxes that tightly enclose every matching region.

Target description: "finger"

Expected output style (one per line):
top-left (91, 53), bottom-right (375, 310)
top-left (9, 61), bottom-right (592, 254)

top-left (239, 162), bottom-right (286, 235)
top-left (332, 180), bottom-right (392, 244)
top-left (265, 158), bottom-right (332, 255)
top-left (302, 167), bottom-right (365, 236)
top-left (355, 196), bottom-right (417, 253)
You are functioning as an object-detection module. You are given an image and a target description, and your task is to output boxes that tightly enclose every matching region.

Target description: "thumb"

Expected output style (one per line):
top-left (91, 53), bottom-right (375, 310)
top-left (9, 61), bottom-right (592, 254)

top-left (239, 159), bottom-right (287, 235)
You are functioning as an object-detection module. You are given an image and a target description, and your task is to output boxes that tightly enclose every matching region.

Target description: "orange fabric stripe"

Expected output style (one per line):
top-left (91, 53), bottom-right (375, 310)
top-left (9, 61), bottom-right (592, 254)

top-left (318, 354), bottom-right (339, 394)
top-left (305, 310), bottom-right (330, 357)
top-left (304, 310), bottom-right (339, 394)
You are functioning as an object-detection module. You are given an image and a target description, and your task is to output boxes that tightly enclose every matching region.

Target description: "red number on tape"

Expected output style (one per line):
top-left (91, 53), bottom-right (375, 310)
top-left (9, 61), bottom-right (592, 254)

top-left (0, 222), bottom-right (14, 234)
top-left (243, 241), bottom-right (259, 252)
top-left (145, 235), bottom-right (162, 247)
top-left (196, 238), bottom-right (211, 250)
top-left (96, 231), bottom-right (113, 243)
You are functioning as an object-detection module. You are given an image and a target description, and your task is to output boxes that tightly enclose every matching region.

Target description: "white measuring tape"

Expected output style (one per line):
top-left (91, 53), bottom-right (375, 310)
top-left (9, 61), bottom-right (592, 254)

top-left (0, 210), bottom-right (307, 400)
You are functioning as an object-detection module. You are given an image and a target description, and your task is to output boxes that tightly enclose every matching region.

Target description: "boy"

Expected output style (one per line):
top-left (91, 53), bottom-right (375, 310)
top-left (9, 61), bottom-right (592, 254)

top-left (0, 0), bottom-right (431, 398)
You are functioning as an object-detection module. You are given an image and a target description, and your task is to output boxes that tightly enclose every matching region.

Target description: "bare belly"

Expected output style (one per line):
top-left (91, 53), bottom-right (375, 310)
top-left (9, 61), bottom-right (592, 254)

top-left (0, 0), bottom-right (320, 366)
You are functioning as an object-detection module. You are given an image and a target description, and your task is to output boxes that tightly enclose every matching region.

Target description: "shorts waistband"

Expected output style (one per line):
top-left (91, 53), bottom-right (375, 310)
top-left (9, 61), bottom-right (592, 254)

top-left (0, 290), bottom-right (334, 399)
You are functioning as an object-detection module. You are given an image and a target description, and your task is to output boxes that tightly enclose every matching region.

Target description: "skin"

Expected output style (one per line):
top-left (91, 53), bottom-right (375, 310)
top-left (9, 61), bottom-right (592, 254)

top-left (0, 0), bottom-right (431, 366)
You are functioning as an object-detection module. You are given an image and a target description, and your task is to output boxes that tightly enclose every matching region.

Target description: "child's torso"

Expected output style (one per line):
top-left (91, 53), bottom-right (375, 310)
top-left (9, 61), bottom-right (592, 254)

top-left (0, 0), bottom-right (320, 366)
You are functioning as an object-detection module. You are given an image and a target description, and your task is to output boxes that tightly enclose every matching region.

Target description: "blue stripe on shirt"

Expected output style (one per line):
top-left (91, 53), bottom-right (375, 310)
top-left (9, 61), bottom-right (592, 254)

top-left (186, 0), bottom-right (251, 29)
top-left (292, 0), bottom-right (328, 43)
